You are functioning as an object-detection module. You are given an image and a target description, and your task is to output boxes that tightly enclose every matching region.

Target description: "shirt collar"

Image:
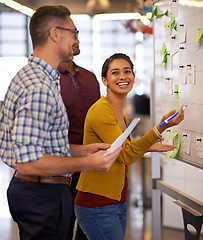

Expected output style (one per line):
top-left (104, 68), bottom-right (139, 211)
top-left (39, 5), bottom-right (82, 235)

top-left (28, 55), bottom-right (61, 91)
top-left (57, 61), bottom-right (80, 74)
top-left (28, 56), bottom-right (60, 81)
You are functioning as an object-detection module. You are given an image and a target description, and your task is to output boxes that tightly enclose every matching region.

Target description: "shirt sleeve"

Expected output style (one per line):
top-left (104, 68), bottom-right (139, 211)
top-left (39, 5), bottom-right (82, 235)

top-left (84, 102), bottom-right (159, 166)
top-left (11, 85), bottom-right (56, 163)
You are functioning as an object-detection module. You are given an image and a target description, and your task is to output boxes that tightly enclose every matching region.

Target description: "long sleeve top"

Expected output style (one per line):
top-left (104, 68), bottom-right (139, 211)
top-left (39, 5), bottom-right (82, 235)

top-left (76, 96), bottom-right (159, 201)
top-left (0, 56), bottom-right (71, 174)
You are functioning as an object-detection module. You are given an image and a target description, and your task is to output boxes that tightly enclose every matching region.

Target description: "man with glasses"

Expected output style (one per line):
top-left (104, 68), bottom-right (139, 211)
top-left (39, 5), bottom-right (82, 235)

top-left (0, 5), bottom-right (121, 240)
top-left (55, 26), bottom-right (79, 39)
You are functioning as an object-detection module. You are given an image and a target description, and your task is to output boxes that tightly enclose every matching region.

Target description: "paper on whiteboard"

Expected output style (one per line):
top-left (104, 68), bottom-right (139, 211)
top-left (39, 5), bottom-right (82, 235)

top-left (103, 118), bottom-right (140, 156)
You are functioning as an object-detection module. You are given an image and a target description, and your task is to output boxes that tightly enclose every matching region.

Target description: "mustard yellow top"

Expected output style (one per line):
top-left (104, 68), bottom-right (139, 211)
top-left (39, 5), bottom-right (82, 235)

top-left (76, 96), bottom-right (158, 201)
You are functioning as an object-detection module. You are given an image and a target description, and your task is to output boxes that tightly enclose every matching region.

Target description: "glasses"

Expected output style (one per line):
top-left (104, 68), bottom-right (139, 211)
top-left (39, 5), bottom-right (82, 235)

top-left (55, 26), bottom-right (79, 40)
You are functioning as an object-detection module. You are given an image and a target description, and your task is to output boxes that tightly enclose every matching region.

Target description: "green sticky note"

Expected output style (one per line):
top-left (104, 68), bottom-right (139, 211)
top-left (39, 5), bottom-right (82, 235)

top-left (176, 133), bottom-right (181, 149)
top-left (164, 9), bottom-right (168, 17)
top-left (159, 54), bottom-right (167, 67)
top-left (174, 84), bottom-right (179, 99)
top-left (169, 148), bottom-right (179, 158)
top-left (151, 6), bottom-right (157, 19)
top-left (192, 28), bottom-right (203, 42)
top-left (165, 131), bottom-right (180, 159)
top-left (159, 43), bottom-right (168, 66)
top-left (166, 130), bottom-right (178, 140)
top-left (165, 150), bottom-right (172, 159)
top-left (163, 17), bottom-right (175, 28)
top-left (174, 104), bottom-right (178, 111)
top-left (160, 42), bottom-right (167, 56)
top-left (157, 9), bottom-right (168, 19)
top-left (172, 20), bottom-right (177, 30)
top-left (165, 149), bottom-right (178, 159)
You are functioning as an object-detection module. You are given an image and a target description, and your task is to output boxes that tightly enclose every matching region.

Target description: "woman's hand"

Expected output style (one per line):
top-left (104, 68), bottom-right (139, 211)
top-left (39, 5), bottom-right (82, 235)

top-left (157, 105), bottom-right (185, 134)
top-left (148, 142), bottom-right (176, 152)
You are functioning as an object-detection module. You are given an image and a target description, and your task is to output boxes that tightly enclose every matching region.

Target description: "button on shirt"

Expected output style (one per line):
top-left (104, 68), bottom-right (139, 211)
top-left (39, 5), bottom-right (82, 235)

top-left (0, 56), bottom-right (71, 175)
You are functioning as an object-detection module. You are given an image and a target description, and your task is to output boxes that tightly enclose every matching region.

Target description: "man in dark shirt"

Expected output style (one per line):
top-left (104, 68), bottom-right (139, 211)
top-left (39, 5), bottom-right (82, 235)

top-left (58, 43), bottom-right (100, 240)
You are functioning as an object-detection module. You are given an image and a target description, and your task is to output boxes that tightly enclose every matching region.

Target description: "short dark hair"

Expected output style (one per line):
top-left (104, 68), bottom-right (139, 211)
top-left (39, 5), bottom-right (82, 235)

top-left (30, 5), bottom-right (71, 48)
top-left (102, 53), bottom-right (135, 78)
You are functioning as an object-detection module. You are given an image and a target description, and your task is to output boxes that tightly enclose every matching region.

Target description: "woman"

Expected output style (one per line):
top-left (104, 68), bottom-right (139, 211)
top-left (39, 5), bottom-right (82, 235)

top-left (74, 53), bottom-right (184, 240)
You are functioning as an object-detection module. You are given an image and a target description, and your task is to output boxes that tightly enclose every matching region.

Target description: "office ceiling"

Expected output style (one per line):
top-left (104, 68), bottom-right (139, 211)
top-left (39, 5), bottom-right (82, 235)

top-left (7, 0), bottom-right (133, 15)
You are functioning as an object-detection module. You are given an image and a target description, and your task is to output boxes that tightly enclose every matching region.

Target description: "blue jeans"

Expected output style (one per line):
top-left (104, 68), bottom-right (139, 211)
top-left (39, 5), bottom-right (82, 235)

top-left (74, 203), bottom-right (127, 240)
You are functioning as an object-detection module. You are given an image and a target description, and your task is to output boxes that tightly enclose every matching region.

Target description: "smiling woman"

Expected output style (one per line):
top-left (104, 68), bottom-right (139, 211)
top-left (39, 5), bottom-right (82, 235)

top-left (74, 53), bottom-right (185, 240)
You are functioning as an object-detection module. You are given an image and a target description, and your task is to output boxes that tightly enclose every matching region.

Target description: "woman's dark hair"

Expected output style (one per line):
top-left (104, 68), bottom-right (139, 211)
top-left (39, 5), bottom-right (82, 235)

top-left (102, 53), bottom-right (135, 78)
top-left (30, 5), bottom-right (71, 48)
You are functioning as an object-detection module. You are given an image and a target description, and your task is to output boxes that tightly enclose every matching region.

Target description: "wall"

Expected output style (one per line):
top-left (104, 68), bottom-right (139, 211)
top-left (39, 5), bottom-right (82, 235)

top-left (152, 0), bottom-right (203, 231)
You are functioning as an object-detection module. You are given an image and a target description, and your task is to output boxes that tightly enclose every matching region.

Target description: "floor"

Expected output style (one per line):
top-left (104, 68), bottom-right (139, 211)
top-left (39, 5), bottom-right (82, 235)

top-left (0, 158), bottom-right (202, 240)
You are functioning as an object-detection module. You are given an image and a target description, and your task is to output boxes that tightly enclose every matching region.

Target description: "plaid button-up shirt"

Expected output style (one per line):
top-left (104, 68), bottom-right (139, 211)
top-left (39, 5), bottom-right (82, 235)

top-left (0, 56), bottom-right (71, 176)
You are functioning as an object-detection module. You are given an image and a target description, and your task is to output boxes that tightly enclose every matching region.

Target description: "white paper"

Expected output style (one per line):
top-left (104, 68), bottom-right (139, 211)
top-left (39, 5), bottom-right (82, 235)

top-left (178, 24), bottom-right (186, 43)
top-left (166, 53), bottom-right (173, 70)
top-left (196, 137), bottom-right (203, 158)
top-left (170, 36), bottom-right (179, 56)
top-left (165, 26), bottom-right (171, 43)
top-left (179, 45), bottom-right (186, 67)
top-left (170, 0), bottom-right (178, 17)
top-left (187, 64), bottom-right (195, 85)
top-left (171, 28), bottom-right (177, 38)
top-left (181, 133), bottom-right (191, 154)
top-left (164, 77), bottom-right (173, 95)
top-left (103, 118), bottom-right (140, 156)
top-left (164, 129), bottom-right (173, 145)
top-left (179, 66), bottom-right (186, 84)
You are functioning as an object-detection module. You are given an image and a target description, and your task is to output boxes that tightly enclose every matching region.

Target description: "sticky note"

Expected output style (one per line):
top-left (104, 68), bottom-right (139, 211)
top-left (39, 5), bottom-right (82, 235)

top-left (181, 133), bottom-right (191, 154)
top-left (163, 17), bottom-right (176, 29)
top-left (165, 130), bottom-right (180, 159)
top-left (192, 28), bottom-right (203, 42)
top-left (174, 84), bottom-right (179, 99)
top-left (173, 104), bottom-right (178, 111)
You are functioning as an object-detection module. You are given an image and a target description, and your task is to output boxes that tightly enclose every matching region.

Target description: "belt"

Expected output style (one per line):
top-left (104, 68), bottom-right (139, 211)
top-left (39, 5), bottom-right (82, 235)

top-left (14, 171), bottom-right (72, 186)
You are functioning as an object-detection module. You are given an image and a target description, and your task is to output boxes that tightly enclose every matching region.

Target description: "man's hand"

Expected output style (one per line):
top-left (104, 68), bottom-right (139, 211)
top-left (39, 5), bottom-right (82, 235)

top-left (70, 143), bottom-right (111, 157)
top-left (17, 144), bottom-right (121, 176)
top-left (84, 147), bottom-right (122, 172)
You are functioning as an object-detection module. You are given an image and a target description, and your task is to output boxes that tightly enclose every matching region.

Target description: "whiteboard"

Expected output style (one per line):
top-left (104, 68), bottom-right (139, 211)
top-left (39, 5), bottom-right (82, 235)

top-left (153, 0), bottom-right (203, 168)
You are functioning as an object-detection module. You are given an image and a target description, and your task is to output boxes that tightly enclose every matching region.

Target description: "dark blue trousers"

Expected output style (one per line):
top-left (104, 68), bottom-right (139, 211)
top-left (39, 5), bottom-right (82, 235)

top-left (7, 177), bottom-right (72, 240)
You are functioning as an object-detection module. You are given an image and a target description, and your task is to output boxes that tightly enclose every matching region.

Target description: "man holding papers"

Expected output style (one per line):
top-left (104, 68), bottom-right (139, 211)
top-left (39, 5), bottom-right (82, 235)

top-left (74, 53), bottom-right (185, 240)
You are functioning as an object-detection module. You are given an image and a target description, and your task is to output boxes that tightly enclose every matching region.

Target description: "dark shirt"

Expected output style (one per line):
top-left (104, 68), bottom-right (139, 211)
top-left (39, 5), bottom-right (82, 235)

top-left (58, 63), bottom-right (100, 145)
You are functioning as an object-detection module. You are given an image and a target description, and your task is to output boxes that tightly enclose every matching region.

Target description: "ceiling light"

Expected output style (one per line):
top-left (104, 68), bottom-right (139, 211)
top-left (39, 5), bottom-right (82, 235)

top-left (146, 12), bottom-right (152, 19)
top-left (71, 14), bottom-right (90, 21)
top-left (140, 15), bottom-right (150, 25)
top-left (0, 0), bottom-right (35, 16)
top-left (5, 0), bottom-right (21, 10)
top-left (94, 13), bottom-right (142, 21)
top-left (133, 13), bottom-right (141, 20)
top-left (19, 5), bottom-right (35, 16)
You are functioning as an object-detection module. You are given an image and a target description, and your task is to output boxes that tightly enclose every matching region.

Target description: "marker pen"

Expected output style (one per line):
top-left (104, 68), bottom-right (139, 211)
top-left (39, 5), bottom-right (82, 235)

top-left (160, 105), bottom-right (187, 127)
